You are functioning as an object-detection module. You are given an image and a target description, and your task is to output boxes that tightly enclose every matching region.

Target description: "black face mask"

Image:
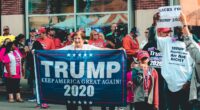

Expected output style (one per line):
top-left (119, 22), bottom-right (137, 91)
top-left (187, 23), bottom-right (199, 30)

top-left (178, 36), bottom-right (184, 41)
top-left (174, 27), bottom-right (184, 41)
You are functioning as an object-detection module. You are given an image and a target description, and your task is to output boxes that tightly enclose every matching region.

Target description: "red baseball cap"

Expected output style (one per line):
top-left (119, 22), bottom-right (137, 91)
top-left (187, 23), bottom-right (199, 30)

top-left (38, 27), bottom-right (46, 34)
top-left (157, 28), bottom-right (172, 33)
top-left (137, 50), bottom-right (150, 60)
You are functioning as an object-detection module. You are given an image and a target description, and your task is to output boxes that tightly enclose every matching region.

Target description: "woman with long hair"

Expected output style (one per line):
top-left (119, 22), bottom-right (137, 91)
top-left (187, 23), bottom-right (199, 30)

top-left (3, 42), bottom-right (24, 103)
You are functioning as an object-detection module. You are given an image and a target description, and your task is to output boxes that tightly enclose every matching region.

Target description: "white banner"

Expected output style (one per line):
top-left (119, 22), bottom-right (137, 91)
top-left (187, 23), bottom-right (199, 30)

top-left (157, 6), bottom-right (182, 28)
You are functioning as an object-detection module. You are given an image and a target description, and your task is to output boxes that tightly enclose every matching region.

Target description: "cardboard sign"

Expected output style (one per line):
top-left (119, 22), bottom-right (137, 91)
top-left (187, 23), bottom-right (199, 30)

top-left (157, 6), bottom-right (182, 28)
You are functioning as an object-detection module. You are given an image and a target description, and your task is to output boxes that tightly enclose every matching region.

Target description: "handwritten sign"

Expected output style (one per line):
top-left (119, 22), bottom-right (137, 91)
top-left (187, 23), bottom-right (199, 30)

top-left (157, 6), bottom-right (182, 28)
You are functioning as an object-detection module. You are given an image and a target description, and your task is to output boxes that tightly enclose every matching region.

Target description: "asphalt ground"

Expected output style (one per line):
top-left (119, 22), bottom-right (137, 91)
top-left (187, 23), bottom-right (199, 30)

top-left (0, 79), bottom-right (131, 110)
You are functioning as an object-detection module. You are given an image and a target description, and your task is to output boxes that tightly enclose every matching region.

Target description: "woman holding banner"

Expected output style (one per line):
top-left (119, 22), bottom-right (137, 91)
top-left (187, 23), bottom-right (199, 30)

top-left (59, 30), bottom-right (99, 110)
top-left (59, 30), bottom-right (123, 110)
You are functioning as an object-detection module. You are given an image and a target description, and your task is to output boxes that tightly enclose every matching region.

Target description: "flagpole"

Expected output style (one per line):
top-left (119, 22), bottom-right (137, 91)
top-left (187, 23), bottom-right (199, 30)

top-left (33, 51), bottom-right (41, 105)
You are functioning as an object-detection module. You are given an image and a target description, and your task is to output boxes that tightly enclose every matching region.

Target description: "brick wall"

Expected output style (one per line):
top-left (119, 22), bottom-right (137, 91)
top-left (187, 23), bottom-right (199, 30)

top-left (1, 0), bottom-right (24, 15)
top-left (134, 0), bottom-right (168, 10)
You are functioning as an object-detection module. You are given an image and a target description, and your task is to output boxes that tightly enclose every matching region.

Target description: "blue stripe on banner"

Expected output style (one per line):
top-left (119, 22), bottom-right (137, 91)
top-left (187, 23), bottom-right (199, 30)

top-left (34, 50), bottom-right (127, 106)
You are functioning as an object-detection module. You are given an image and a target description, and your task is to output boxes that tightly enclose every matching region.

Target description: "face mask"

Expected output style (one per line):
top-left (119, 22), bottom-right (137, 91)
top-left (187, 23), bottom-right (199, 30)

top-left (178, 36), bottom-right (184, 41)
top-left (172, 35), bottom-right (184, 42)
top-left (173, 27), bottom-right (183, 41)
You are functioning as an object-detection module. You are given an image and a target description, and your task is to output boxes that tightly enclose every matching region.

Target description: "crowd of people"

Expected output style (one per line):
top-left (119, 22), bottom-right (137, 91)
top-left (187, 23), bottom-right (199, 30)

top-left (0, 11), bottom-right (200, 110)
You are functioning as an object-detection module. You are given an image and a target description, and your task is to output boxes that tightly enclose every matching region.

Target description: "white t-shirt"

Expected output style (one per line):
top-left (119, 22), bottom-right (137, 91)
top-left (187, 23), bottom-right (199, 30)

top-left (157, 36), bottom-right (194, 92)
top-left (59, 44), bottom-right (100, 50)
top-left (140, 40), bottom-right (148, 49)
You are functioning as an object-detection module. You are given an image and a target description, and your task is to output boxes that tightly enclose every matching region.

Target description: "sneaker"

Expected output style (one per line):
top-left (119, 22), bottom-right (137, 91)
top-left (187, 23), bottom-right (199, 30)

top-left (28, 98), bottom-right (36, 102)
top-left (115, 107), bottom-right (124, 110)
top-left (8, 99), bottom-right (15, 103)
top-left (16, 98), bottom-right (24, 103)
top-left (41, 103), bottom-right (49, 109)
top-left (118, 107), bottom-right (124, 110)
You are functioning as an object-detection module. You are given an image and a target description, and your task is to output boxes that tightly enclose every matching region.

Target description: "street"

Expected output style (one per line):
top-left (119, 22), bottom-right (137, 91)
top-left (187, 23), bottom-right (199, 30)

top-left (0, 79), bottom-right (65, 110)
top-left (0, 79), bottom-right (130, 110)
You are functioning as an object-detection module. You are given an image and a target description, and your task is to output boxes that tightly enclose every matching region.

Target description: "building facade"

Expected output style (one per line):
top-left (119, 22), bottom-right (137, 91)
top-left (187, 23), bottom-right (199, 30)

top-left (1, 0), bottom-right (25, 36)
top-left (0, 0), bottom-right (180, 42)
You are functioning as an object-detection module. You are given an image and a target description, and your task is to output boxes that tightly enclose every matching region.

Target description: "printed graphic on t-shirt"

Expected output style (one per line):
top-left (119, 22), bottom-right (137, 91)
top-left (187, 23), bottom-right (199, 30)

top-left (148, 47), bottom-right (162, 68)
top-left (169, 46), bottom-right (188, 66)
top-left (15, 53), bottom-right (21, 66)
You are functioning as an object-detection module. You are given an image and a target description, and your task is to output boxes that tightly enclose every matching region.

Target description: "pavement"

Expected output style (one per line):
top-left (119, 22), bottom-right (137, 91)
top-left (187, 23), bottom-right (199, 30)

top-left (0, 79), bottom-right (65, 110)
top-left (0, 79), bottom-right (131, 110)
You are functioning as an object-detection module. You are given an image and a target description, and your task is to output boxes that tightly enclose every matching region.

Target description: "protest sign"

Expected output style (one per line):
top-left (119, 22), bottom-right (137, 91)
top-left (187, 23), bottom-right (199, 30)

top-left (180, 0), bottom-right (200, 26)
top-left (34, 50), bottom-right (127, 106)
top-left (157, 6), bottom-right (182, 28)
top-left (147, 47), bottom-right (162, 68)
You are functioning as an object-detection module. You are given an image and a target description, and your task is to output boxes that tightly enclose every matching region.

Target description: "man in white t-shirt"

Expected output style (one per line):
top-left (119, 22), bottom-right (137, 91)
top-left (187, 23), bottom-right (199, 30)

top-left (156, 26), bottom-right (193, 110)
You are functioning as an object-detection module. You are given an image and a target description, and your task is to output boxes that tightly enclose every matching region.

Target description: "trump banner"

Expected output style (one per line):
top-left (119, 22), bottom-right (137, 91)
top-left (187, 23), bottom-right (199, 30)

top-left (34, 50), bottom-right (127, 106)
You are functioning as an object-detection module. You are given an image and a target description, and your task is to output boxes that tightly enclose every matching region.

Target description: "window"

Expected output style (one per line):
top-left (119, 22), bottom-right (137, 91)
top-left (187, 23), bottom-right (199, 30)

top-left (26, 0), bottom-right (130, 38)
top-left (77, 0), bottom-right (127, 13)
top-left (77, 14), bottom-right (128, 28)
top-left (29, 0), bottom-right (74, 14)
top-left (29, 15), bottom-right (74, 29)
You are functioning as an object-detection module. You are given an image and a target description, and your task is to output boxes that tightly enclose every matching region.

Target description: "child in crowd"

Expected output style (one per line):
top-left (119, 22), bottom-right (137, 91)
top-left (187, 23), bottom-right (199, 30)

top-left (132, 50), bottom-right (159, 110)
